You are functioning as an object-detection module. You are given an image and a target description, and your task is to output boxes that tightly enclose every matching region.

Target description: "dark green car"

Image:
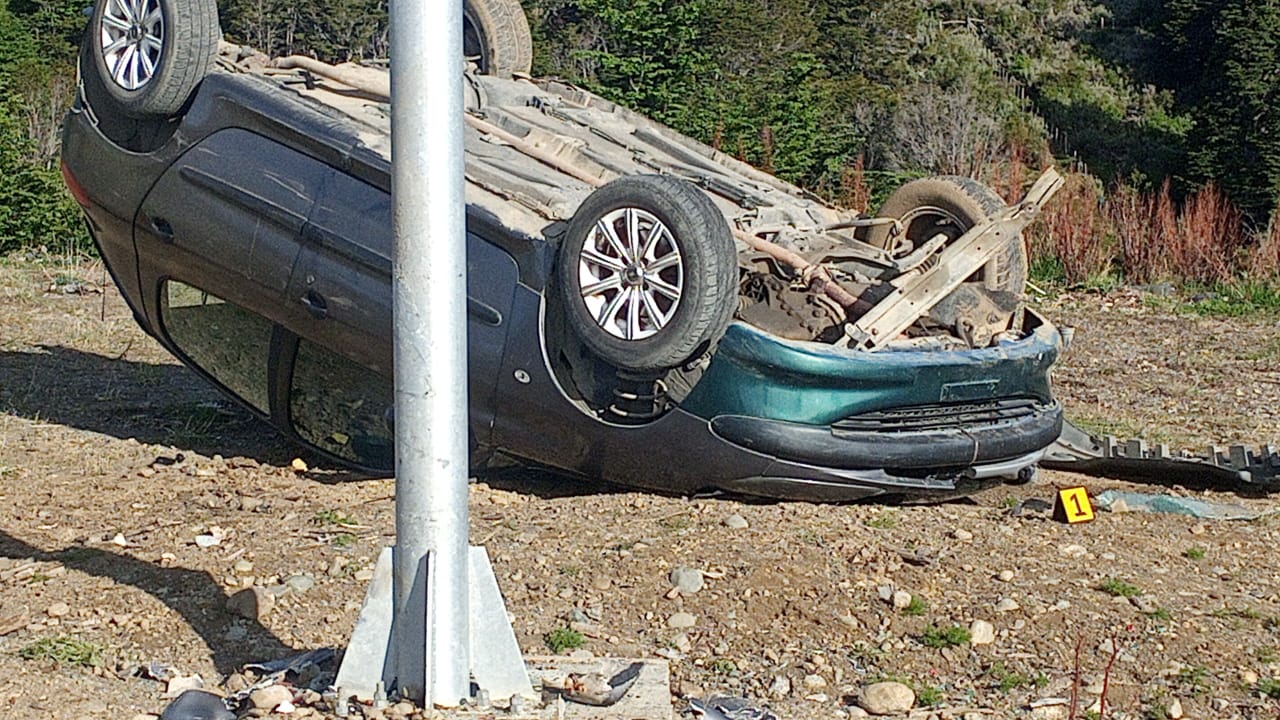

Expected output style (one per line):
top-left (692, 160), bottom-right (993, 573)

top-left (60, 0), bottom-right (1062, 501)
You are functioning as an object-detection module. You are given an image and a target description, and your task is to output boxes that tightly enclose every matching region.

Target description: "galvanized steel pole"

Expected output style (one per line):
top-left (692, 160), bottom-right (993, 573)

top-left (388, 0), bottom-right (470, 707)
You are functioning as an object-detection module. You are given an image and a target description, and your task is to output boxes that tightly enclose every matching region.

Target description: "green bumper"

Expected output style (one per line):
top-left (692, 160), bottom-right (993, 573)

top-left (681, 311), bottom-right (1060, 424)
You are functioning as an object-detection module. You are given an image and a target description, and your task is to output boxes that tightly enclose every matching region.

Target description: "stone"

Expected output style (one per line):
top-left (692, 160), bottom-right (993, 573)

top-left (877, 585), bottom-right (894, 602)
top-left (233, 559), bottom-right (254, 574)
top-left (1058, 544), bottom-right (1087, 558)
top-left (768, 675), bottom-right (790, 698)
top-left (667, 612), bottom-right (696, 629)
top-left (164, 675), bottom-right (205, 698)
top-left (723, 514), bottom-right (749, 530)
top-left (1242, 669), bottom-right (1259, 684)
top-left (859, 681), bottom-right (914, 715)
top-left (994, 597), bottom-right (1020, 613)
top-left (669, 567), bottom-right (705, 594)
top-left (802, 674), bottom-right (827, 690)
top-left (1029, 707), bottom-right (1066, 720)
top-left (388, 701), bottom-right (416, 717)
top-left (285, 575), bottom-right (315, 593)
top-left (997, 570), bottom-right (1015, 582)
top-left (1167, 698), bottom-right (1184, 719)
top-left (891, 590), bottom-right (912, 610)
top-left (969, 619), bottom-right (995, 645)
top-left (845, 707), bottom-right (870, 718)
top-left (46, 602), bottom-right (70, 618)
top-left (227, 587), bottom-right (275, 621)
top-left (249, 684), bottom-right (294, 711)
top-left (1130, 595), bottom-right (1158, 614)
top-left (953, 528), bottom-right (974, 541)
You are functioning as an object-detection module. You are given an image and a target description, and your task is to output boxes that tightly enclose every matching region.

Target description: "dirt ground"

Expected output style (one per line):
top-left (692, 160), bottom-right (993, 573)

top-left (2, 256), bottom-right (1279, 720)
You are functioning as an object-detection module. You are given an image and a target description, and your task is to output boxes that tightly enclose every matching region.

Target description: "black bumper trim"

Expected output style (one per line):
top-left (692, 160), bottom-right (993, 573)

top-left (710, 402), bottom-right (1063, 471)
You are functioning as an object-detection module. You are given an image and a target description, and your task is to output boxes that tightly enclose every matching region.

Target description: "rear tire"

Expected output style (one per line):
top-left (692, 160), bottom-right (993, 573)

top-left (866, 176), bottom-right (1027, 292)
top-left (557, 175), bottom-right (738, 373)
top-left (463, 0), bottom-right (533, 77)
top-left (86, 0), bottom-right (218, 119)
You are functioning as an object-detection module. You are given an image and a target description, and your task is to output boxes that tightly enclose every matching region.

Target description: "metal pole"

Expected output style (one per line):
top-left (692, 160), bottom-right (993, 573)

top-left (388, 0), bottom-right (470, 707)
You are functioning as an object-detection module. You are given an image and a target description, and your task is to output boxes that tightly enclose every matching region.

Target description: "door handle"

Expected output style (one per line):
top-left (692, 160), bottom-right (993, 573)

top-left (300, 290), bottom-right (328, 319)
top-left (150, 216), bottom-right (174, 243)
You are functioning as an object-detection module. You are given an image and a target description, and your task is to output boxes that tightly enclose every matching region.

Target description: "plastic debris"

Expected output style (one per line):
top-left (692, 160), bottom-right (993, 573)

top-left (561, 661), bottom-right (642, 707)
top-left (1094, 490), bottom-right (1271, 520)
top-left (159, 689), bottom-right (234, 720)
top-left (689, 694), bottom-right (779, 720)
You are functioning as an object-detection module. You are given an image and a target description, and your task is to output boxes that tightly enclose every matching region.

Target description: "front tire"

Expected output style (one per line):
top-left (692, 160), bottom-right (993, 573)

top-left (557, 175), bottom-right (738, 373)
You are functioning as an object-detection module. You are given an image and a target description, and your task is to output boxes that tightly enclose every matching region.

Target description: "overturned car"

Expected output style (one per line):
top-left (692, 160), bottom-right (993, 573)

top-left (61, 0), bottom-right (1064, 501)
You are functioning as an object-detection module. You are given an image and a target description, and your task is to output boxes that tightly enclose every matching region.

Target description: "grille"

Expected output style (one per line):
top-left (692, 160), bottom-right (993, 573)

top-left (832, 397), bottom-right (1044, 434)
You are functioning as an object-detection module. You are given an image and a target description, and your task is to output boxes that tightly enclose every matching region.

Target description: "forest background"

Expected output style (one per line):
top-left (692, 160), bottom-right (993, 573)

top-left (4, 0), bottom-right (1280, 300)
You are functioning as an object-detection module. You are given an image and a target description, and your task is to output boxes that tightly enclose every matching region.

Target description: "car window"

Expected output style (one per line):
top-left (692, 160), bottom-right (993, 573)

top-left (160, 280), bottom-right (272, 413)
top-left (289, 339), bottom-right (394, 470)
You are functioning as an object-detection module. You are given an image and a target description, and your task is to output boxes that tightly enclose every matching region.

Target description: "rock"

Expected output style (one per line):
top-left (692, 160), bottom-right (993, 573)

top-left (1029, 706), bottom-right (1066, 720)
top-left (164, 675), bottom-right (205, 698)
top-left (285, 575), bottom-right (315, 593)
top-left (846, 707), bottom-right (870, 718)
top-left (1130, 595), bottom-right (1158, 614)
top-left (803, 674), bottom-right (827, 690)
top-left (768, 675), bottom-right (790, 698)
top-left (667, 612), bottom-right (696, 629)
top-left (859, 681), bottom-right (914, 715)
top-left (158, 690), bottom-right (233, 720)
top-left (669, 567), bottom-right (704, 594)
top-left (1241, 669), bottom-right (1259, 684)
top-left (1058, 543), bottom-right (1087, 558)
top-left (194, 534), bottom-right (221, 548)
top-left (672, 633), bottom-right (693, 652)
top-left (223, 673), bottom-right (251, 693)
top-left (877, 585), bottom-right (894, 602)
top-left (723, 514), bottom-right (748, 530)
top-left (891, 590), bottom-right (912, 610)
top-left (233, 559), bottom-right (254, 574)
top-left (249, 684), bottom-right (294, 711)
top-left (227, 587), bottom-right (275, 621)
top-left (969, 619), bottom-right (995, 645)
top-left (46, 602), bottom-right (71, 618)
top-left (387, 701), bottom-right (416, 717)
top-left (994, 597), bottom-right (1020, 613)
top-left (997, 570), bottom-right (1015, 582)
top-left (1167, 698), bottom-right (1184, 719)
top-left (952, 528), bottom-right (973, 541)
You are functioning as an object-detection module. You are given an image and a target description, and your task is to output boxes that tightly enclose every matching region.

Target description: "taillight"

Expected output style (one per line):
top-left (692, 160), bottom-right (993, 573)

top-left (60, 159), bottom-right (91, 208)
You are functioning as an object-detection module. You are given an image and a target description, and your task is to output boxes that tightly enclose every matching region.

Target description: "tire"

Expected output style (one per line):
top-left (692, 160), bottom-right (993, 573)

top-left (557, 175), bottom-right (739, 373)
top-left (866, 176), bottom-right (1027, 292)
top-left (85, 0), bottom-right (218, 119)
top-left (463, 0), bottom-right (533, 77)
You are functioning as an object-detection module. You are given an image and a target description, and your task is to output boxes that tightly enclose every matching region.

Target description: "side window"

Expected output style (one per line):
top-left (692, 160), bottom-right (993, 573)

top-left (290, 339), bottom-right (394, 470)
top-left (160, 281), bottom-right (272, 413)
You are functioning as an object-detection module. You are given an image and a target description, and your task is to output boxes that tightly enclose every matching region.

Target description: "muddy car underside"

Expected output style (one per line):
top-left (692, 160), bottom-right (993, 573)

top-left (225, 44), bottom-right (1061, 356)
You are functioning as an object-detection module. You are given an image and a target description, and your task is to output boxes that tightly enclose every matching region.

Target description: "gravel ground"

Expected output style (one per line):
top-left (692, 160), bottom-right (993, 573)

top-left (2, 257), bottom-right (1279, 720)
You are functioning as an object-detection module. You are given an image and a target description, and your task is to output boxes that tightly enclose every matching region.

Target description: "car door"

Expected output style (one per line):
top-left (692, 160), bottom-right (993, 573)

top-left (135, 128), bottom-right (331, 420)
top-left (135, 128), bottom-right (330, 323)
top-left (285, 169), bottom-right (522, 466)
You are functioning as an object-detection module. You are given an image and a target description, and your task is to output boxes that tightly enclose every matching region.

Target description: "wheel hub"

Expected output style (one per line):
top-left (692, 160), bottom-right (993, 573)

top-left (577, 207), bottom-right (684, 341)
top-left (100, 0), bottom-right (165, 91)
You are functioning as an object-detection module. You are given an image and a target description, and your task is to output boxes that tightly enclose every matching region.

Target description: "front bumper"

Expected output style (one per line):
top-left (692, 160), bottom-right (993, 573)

top-left (681, 311), bottom-right (1060, 425)
top-left (710, 400), bottom-right (1063, 471)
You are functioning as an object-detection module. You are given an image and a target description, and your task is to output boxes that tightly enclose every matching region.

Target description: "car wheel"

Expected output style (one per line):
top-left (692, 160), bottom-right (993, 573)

top-left (557, 175), bottom-right (739, 373)
top-left (463, 0), bottom-right (533, 77)
top-left (86, 0), bottom-right (218, 119)
top-left (866, 176), bottom-right (1027, 292)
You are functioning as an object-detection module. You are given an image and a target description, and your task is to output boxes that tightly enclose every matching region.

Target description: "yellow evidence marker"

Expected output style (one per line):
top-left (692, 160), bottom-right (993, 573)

top-left (1053, 487), bottom-right (1095, 523)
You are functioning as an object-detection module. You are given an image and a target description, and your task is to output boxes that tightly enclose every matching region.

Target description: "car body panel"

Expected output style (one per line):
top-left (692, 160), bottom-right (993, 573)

top-left (681, 315), bottom-right (1058, 425)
